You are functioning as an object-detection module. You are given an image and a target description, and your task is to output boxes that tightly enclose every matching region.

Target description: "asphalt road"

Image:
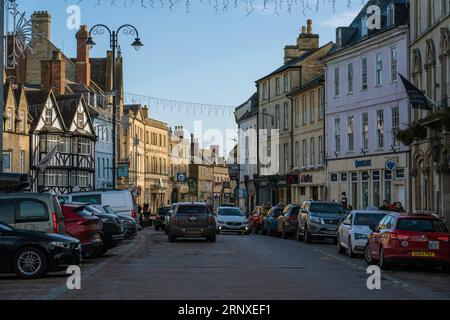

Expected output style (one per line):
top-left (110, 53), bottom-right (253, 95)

top-left (1, 228), bottom-right (450, 300)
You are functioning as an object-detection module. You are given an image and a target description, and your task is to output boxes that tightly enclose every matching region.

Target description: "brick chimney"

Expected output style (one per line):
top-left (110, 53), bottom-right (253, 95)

top-left (142, 105), bottom-right (149, 119)
top-left (31, 11), bottom-right (51, 39)
top-left (41, 49), bottom-right (66, 95)
top-left (75, 25), bottom-right (91, 86)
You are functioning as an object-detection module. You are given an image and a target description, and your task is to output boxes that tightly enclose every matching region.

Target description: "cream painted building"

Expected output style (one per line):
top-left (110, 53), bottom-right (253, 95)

top-left (169, 126), bottom-right (190, 203)
top-left (288, 74), bottom-right (326, 204)
top-left (213, 165), bottom-right (232, 207)
top-left (122, 104), bottom-right (170, 213)
top-left (409, 0), bottom-right (450, 224)
top-left (255, 19), bottom-right (333, 206)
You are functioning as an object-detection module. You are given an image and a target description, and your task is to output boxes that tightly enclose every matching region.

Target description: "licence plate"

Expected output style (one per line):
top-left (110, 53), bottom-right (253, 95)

top-left (429, 241), bottom-right (440, 250)
top-left (185, 229), bottom-right (202, 236)
top-left (412, 251), bottom-right (436, 257)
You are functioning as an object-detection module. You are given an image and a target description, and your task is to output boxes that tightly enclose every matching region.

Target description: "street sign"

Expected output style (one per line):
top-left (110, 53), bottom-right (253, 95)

top-left (177, 172), bottom-right (187, 182)
top-left (117, 165), bottom-right (129, 178)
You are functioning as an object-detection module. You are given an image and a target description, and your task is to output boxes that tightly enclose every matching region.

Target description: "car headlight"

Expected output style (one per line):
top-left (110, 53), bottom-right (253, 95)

top-left (354, 233), bottom-right (368, 240)
top-left (309, 216), bottom-right (323, 224)
top-left (50, 241), bottom-right (72, 249)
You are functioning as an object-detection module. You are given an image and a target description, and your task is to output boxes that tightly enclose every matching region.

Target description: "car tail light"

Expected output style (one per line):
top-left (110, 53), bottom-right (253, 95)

top-left (131, 210), bottom-right (137, 219)
top-left (52, 212), bottom-right (59, 233)
top-left (288, 216), bottom-right (297, 222)
top-left (390, 233), bottom-right (409, 240)
top-left (171, 215), bottom-right (177, 225)
top-left (437, 236), bottom-right (449, 242)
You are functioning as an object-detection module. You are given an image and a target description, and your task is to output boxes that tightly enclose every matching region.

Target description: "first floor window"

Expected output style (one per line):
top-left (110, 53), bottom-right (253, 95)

top-left (376, 109), bottom-right (384, 149)
top-left (19, 150), bottom-right (25, 173)
top-left (391, 107), bottom-right (400, 147)
top-left (334, 117), bottom-right (341, 153)
top-left (347, 115), bottom-right (354, 151)
top-left (283, 102), bottom-right (289, 130)
top-left (295, 98), bottom-right (300, 127)
top-left (362, 112), bottom-right (369, 150)
top-left (318, 135), bottom-right (324, 165)
top-left (310, 137), bottom-right (316, 166)
top-left (2, 151), bottom-right (12, 172)
top-left (302, 139), bottom-right (307, 168)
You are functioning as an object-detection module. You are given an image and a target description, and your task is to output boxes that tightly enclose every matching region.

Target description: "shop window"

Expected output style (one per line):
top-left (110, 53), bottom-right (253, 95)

top-left (331, 173), bottom-right (338, 182)
top-left (300, 187), bottom-right (306, 196)
top-left (396, 168), bottom-right (405, 179)
top-left (340, 173), bottom-right (348, 182)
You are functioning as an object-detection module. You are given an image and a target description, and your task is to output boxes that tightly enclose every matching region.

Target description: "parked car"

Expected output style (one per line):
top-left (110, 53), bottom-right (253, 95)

top-left (276, 204), bottom-right (300, 238)
top-left (365, 212), bottom-right (450, 271)
top-left (216, 207), bottom-right (249, 235)
top-left (248, 206), bottom-right (269, 234)
top-left (0, 221), bottom-right (81, 279)
top-left (164, 203), bottom-right (179, 235)
top-left (337, 210), bottom-right (388, 257)
top-left (101, 205), bottom-right (138, 238)
top-left (60, 190), bottom-right (138, 220)
top-left (61, 203), bottom-right (104, 258)
top-left (154, 205), bottom-right (172, 231)
top-left (296, 201), bottom-right (345, 243)
top-left (74, 204), bottom-right (124, 253)
top-left (0, 186), bottom-right (65, 235)
top-left (262, 206), bottom-right (284, 236)
top-left (167, 202), bottom-right (216, 242)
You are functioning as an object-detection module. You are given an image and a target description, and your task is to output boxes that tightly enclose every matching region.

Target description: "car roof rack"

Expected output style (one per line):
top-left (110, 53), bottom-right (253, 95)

top-left (0, 173), bottom-right (31, 192)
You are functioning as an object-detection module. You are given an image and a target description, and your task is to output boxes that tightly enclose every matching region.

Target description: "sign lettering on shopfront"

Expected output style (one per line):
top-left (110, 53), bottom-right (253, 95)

top-left (355, 159), bottom-right (372, 168)
top-left (300, 174), bottom-right (313, 183)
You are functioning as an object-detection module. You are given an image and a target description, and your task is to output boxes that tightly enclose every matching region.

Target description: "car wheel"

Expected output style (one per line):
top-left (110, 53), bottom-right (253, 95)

top-left (379, 247), bottom-right (390, 270)
top-left (337, 236), bottom-right (345, 254)
top-left (296, 226), bottom-right (304, 241)
top-left (304, 224), bottom-right (312, 243)
top-left (364, 244), bottom-right (374, 264)
top-left (347, 237), bottom-right (355, 258)
top-left (13, 247), bottom-right (48, 279)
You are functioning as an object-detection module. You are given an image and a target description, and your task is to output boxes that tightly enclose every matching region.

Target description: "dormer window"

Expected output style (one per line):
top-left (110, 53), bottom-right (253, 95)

top-left (387, 3), bottom-right (395, 27)
top-left (7, 108), bottom-right (12, 130)
top-left (361, 15), bottom-right (368, 37)
top-left (44, 108), bottom-right (52, 125)
top-left (19, 111), bottom-right (25, 132)
top-left (77, 113), bottom-right (85, 128)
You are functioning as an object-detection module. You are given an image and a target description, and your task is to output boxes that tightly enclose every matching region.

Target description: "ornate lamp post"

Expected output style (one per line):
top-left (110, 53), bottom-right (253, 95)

top-left (86, 24), bottom-right (143, 190)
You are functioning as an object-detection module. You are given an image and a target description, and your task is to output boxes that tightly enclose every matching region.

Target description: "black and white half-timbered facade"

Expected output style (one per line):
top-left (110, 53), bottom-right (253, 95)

top-left (26, 90), bottom-right (96, 194)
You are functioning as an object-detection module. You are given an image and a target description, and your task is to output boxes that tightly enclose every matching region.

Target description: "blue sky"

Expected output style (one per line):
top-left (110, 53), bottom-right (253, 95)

top-left (21, 0), bottom-right (365, 152)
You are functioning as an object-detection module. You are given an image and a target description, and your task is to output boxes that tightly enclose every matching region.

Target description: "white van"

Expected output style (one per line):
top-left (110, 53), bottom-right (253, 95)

top-left (61, 190), bottom-right (138, 220)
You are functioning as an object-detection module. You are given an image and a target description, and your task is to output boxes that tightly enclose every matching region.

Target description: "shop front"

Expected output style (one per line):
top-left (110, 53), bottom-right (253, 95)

top-left (291, 170), bottom-right (326, 205)
top-left (327, 152), bottom-right (409, 211)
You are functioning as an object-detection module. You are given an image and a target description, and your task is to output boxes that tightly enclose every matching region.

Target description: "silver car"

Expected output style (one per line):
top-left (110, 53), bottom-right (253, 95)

top-left (216, 207), bottom-right (249, 235)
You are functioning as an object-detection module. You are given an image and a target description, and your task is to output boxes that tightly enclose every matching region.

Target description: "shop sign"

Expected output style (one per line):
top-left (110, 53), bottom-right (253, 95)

top-left (287, 175), bottom-right (299, 185)
top-left (385, 159), bottom-right (398, 172)
top-left (300, 174), bottom-right (313, 183)
top-left (355, 159), bottom-right (372, 168)
top-left (177, 173), bottom-right (187, 182)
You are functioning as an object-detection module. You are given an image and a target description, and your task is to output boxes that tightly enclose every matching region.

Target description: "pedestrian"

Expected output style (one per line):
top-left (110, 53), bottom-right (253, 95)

top-left (394, 202), bottom-right (406, 213)
top-left (379, 199), bottom-right (391, 211)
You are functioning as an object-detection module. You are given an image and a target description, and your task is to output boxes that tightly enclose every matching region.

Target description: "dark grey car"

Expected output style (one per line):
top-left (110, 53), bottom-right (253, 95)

top-left (296, 201), bottom-right (345, 243)
top-left (167, 203), bottom-right (216, 242)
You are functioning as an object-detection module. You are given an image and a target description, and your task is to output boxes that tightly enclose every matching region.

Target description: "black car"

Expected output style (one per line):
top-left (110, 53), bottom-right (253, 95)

top-left (102, 205), bottom-right (138, 238)
top-left (0, 221), bottom-right (81, 278)
top-left (154, 205), bottom-right (172, 231)
top-left (85, 205), bottom-right (124, 253)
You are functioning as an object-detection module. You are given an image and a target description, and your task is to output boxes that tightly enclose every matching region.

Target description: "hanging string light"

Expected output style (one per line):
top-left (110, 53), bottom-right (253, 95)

top-left (74, 0), bottom-right (360, 14)
top-left (124, 92), bottom-right (236, 118)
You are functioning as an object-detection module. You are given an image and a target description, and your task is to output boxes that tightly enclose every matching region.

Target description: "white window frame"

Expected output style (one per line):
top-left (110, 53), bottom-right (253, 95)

top-left (302, 139), bottom-right (307, 168)
top-left (334, 117), bottom-right (341, 153)
top-left (7, 108), bottom-right (12, 130)
top-left (295, 98), bottom-right (300, 127)
top-left (310, 91), bottom-right (315, 123)
top-left (361, 57), bottom-right (368, 90)
top-left (334, 68), bottom-right (340, 97)
top-left (362, 112), bottom-right (369, 150)
top-left (347, 63), bottom-right (354, 94)
top-left (347, 115), bottom-right (354, 151)
top-left (390, 47), bottom-right (398, 82)
top-left (391, 106), bottom-right (400, 147)
top-left (275, 77), bottom-right (281, 96)
top-left (376, 52), bottom-right (383, 87)
top-left (376, 109), bottom-right (385, 149)
top-left (302, 95), bottom-right (307, 124)
top-left (310, 137), bottom-right (315, 167)
top-left (283, 102), bottom-right (289, 130)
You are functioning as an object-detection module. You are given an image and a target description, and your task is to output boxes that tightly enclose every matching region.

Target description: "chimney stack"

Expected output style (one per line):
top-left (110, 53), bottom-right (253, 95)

top-left (284, 19), bottom-right (319, 63)
top-left (31, 11), bottom-right (51, 40)
top-left (41, 49), bottom-right (66, 95)
top-left (75, 25), bottom-right (91, 86)
top-left (307, 19), bottom-right (312, 33)
top-left (142, 105), bottom-right (149, 119)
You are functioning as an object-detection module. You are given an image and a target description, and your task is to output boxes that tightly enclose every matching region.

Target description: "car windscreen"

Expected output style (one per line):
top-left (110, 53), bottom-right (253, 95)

top-left (354, 213), bottom-right (385, 226)
top-left (397, 219), bottom-right (448, 233)
top-left (273, 208), bottom-right (284, 216)
top-left (218, 208), bottom-right (244, 216)
top-left (309, 203), bottom-right (344, 214)
top-left (289, 207), bottom-right (300, 215)
top-left (177, 206), bottom-right (210, 215)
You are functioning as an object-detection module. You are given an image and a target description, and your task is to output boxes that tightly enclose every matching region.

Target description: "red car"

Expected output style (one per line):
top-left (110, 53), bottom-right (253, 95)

top-left (61, 204), bottom-right (104, 258)
top-left (365, 212), bottom-right (450, 271)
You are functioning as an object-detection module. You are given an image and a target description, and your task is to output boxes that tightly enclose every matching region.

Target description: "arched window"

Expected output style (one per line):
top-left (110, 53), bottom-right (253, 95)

top-left (425, 40), bottom-right (437, 102)
top-left (415, 0), bottom-right (422, 38)
top-left (440, 28), bottom-right (450, 103)
top-left (412, 49), bottom-right (423, 120)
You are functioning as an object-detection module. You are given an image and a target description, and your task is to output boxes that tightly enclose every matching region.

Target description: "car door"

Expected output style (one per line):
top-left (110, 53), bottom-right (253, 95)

top-left (340, 213), bottom-right (353, 247)
top-left (0, 224), bottom-right (16, 272)
top-left (298, 203), bottom-right (306, 233)
top-left (370, 215), bottom-right (390, 258)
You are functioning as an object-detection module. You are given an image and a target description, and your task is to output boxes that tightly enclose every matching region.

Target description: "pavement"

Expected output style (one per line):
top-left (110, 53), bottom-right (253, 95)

top-left (1, 228), bottom-right (450, 300)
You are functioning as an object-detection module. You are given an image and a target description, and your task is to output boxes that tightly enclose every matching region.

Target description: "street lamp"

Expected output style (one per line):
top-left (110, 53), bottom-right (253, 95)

top-left (87, 23), bottom-right (143, 190)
